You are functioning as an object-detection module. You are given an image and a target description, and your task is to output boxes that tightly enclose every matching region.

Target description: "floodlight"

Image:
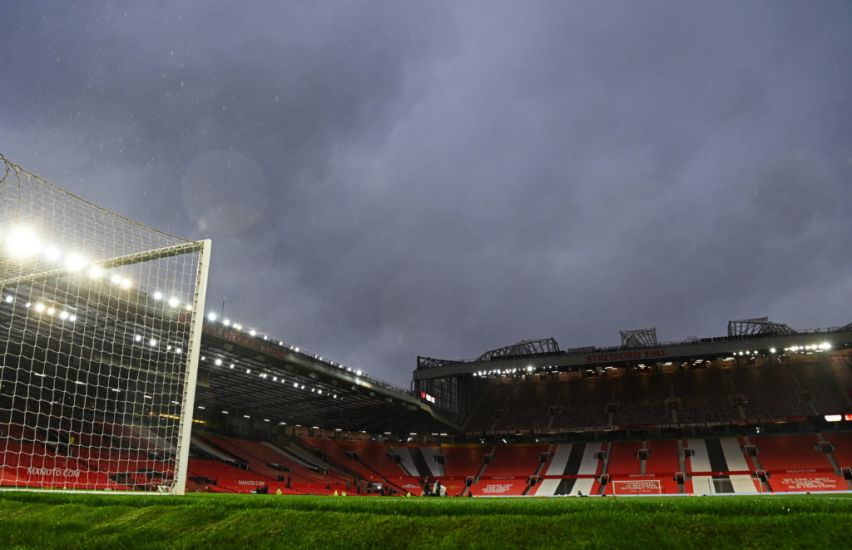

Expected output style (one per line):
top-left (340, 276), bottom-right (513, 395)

top-left (64, 253), bottom-right (87, 272)
top-left (5, 224), bottom-right (42, 259)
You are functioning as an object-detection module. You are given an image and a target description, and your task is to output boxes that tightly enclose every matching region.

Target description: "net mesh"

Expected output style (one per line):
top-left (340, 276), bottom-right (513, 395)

top-left (0, 154), bottom-right (209, 493)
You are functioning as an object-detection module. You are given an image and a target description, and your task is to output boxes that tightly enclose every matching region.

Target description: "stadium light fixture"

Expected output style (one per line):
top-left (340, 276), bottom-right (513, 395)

top-left (214, 358), bottom-right (222, 366)
top-left (34, 302), bottom-right (45, 313)
top-left (58, 311), bottom-right (69, 320)
top-left (134, 334), bottom-right (142, 342)
top-left (769, 348), bottom-right (776, 354)
top-left (87, 265), bottom-right (105, 279)
top-left (3, 295), bottom-right (13, 303)
top-left (68, 314), bottom-right (77, 322)
top-left (223, 318), bottom-right (231, 326)
top-left (207, 312), bottom-right (217, 321)
top-left (819, 342), bottom-right (831, 351)
top-left (153, 291), bottom-right (164, 300)
top-left (5, 224), bottom-right (43, 259)
top-left (43, 245), bottom-right (62, 262)
top-left (149, 338), bottom-right (158, 347)
top-left (249, 329), bottom-right (257, 337)
top-left (168, 297), bottom-right (180, 308)
top-left (64, 253), bottom-right (87, 272)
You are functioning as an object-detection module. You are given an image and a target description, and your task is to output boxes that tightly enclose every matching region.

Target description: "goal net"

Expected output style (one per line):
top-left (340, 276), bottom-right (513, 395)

top-left (0, 155), bottom-right (210, 494)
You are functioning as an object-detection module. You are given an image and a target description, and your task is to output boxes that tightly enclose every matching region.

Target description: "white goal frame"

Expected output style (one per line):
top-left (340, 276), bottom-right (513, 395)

top-left (0, 154), bottom-right (211, 495)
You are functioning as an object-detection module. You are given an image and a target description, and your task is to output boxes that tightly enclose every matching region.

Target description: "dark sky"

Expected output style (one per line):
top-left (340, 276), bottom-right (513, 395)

top-left (2, 1), bottom-right (851, 387)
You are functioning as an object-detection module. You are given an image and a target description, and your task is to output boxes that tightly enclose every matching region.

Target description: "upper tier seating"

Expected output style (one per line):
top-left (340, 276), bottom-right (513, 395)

top-left (465, 358), bottom-right (847, 432)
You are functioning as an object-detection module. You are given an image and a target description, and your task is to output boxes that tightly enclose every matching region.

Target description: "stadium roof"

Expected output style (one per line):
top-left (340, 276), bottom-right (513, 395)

top-left (414, 318), bottom-right (852, 381)
top-left (0, 277), bottom-right (460, 436)
top-left (196, 323), bottom-right (460, 434)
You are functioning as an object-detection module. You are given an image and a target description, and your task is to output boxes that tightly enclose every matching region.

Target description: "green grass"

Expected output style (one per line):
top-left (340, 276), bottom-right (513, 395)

top-left (0, 492), bottom-right (849, 549)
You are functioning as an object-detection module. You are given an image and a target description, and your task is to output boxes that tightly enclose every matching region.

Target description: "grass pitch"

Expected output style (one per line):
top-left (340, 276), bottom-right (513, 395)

top-left (1, 492), bottom-right (849, 549)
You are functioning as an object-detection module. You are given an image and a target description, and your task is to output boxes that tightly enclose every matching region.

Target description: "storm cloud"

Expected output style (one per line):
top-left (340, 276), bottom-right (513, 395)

top-left (2, 1), bottom-right (851, 386)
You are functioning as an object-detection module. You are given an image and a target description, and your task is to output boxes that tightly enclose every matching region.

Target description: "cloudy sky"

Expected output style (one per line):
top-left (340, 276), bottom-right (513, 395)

top-left (1, 1), bottom-right (851, 386)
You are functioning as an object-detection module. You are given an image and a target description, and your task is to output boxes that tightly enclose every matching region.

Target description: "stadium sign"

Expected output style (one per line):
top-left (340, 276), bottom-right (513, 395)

top-left (26, 467), bottom-right (80, 478)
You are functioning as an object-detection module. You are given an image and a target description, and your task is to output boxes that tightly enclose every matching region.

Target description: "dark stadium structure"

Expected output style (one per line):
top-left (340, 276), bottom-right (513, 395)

top-left (3, 294), bottom-right (852, 495)
top-left (187, 315), bottom-right (852, 496)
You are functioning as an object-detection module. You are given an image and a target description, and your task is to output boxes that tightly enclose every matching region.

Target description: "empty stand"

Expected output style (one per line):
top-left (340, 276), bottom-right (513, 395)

top-left (486, 444), bottom-right (549, 478)
top-left (752, 434), bottom-right (833, 472)
top-left (644, 440), bottom-right (679, 475)
top-left (606, 441), bottom-right (642, 475)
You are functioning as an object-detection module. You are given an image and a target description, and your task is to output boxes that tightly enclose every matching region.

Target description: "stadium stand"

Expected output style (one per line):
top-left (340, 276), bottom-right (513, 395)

top-left (751, 434), bottom-right (833, 472)
top-left (823, 432), bottom-right (852, 469)
top-left (605, 441), bottom-right (643, 476)
top-left (612, 373), bottom-right (672, 426)
top-left (5, 301), bottom-right (852, 497)
top-left (485, 444), bottom-right (549, 478)
top-left (645, 439), bottom-right (680, 475)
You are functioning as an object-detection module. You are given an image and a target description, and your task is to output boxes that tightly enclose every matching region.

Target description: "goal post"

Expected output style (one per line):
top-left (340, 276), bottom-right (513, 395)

top-left (173, 238), bottom-right (210, 496)
top-left (0, 154), bottom-right (211, 494)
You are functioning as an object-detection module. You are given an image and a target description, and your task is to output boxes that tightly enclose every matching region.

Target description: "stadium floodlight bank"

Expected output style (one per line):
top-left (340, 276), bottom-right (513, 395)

top-left (0, 155), bottom-right (210, 494)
